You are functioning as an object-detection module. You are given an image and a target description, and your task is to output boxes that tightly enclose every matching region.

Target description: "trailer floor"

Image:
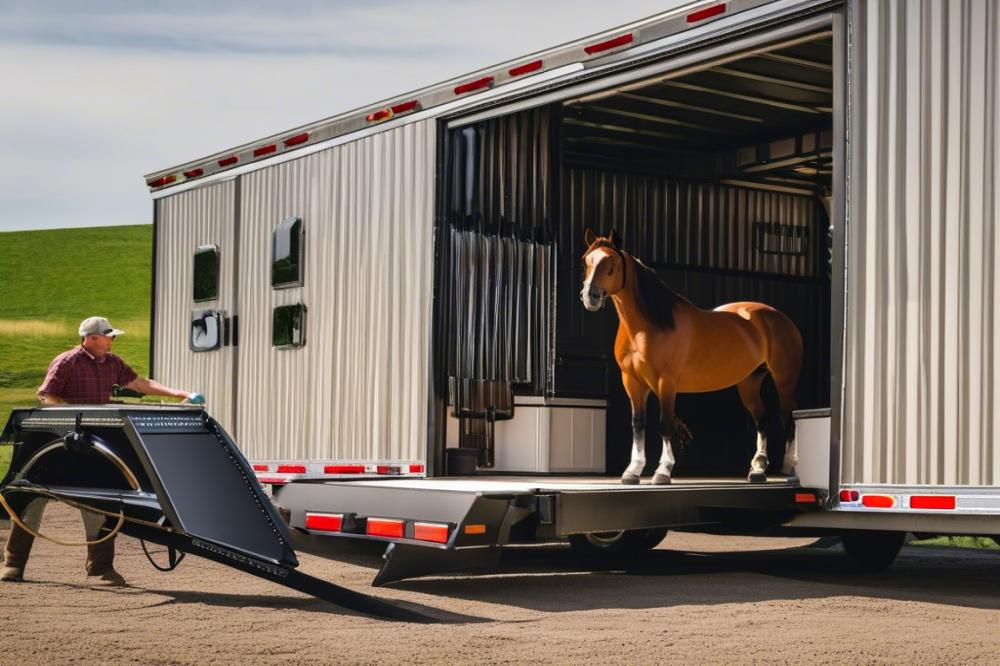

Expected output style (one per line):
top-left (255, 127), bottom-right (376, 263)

top-left (4, 502), bottom-right (1000, 665)
top-left (338, 475), bottom-right (798, 492)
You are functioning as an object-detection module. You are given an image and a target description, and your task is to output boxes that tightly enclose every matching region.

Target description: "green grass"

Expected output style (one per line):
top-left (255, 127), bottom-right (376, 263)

top-left (910, 535), bottom-right (1000, 550)
top-left (0, 445), bottom-right (10, 479)
top-left (0, 225), bottom-right (153, 430)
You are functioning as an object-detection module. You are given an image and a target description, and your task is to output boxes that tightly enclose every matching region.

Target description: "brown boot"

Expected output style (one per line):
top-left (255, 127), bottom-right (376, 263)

top-left (86, 535), bottom-right (126, 586)
top-left (1, 522), bottom-right (36, 582)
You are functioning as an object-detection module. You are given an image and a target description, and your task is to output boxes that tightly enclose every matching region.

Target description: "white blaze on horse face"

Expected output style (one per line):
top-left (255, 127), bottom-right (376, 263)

top-left (580, 247), bottom-right (615, 311)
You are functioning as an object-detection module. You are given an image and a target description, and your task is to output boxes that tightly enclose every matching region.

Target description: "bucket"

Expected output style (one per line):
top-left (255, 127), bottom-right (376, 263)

top-left (445, 447), bottom-right (479, 476)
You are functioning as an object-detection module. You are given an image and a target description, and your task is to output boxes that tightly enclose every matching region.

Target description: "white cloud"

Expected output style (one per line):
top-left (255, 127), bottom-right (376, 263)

top-left (0, 0), bottom-right (686, 231)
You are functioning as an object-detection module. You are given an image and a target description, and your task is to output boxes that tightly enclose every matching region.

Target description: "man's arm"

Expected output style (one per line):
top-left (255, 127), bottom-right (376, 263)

top-left (125, 377), bottom-right (191, 401)
top-left (37, 392), bottom-right (66, 405)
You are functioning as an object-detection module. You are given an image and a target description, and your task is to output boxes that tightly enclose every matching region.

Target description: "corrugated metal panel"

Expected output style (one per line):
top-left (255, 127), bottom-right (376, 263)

top-left (843, 0), bottom-right (999, 485)
top-left (153, 181), bottom-right (237, 431)
top-left (235, 120), bottom-right (436, 462)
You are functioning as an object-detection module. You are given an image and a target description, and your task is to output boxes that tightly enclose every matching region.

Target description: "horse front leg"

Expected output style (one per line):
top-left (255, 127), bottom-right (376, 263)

top-left (653, 382), bottom-right (679, 485)
top-left (621, 373), bottom-right (650, 485)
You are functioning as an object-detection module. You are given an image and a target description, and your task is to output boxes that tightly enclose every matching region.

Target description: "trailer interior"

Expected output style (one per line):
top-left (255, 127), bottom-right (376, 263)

top-left (441, 29), bottom-right (834, 482)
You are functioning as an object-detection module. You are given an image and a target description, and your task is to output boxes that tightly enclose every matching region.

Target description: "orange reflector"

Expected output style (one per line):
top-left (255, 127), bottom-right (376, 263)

top-left (277, 465), bottom-right (306, 474)
top-left (305, 512), bottom-right (343, 532)
top-left (861, 494), bottom-right (894, 508)
top-left (910, 495), bottom-right (956, 510)
top-left (839, 489), bottom-right (860, 502)
top-left (367, 518), bottom-right (405, 538)
top-left (414, 522), bottom-right (449, 544)
top-left (794, 492), bottom-right (815, 504)
top-left (463, 523), bottom-right (486, 535)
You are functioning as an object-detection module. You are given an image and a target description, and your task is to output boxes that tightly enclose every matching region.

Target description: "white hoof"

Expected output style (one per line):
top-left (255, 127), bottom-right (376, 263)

top-left (651, 473), bottom-right (672, 485)
top-left (621, 472), bottom-right (640, 485)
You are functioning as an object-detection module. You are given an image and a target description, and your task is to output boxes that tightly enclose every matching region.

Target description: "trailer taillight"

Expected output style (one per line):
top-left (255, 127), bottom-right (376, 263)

top-left (367, 108), bottom-right (392, 123)
top-left (584, 33), bottom-right (633, 55)
top-left (409, 464), bottom-right (424, 474)
top-left (252, 464), bottom-right (269, 472)
top-left (183, 168), bottom-right (204, 178)
top-left (910, 495), bottom-right (956, 510)
top-left (146, 175), bottom-right (176, 188)
top-left (390, 100), bottom-right (420, 115)
top-left (367, 518), bottom-right (404, 538)
top-left (794, 492), bottom-right (815, 504)
top-left (839, 489), bottom-right (860, 502)
top-left (284, 132), bottom-right (309, 147)
top-left (277, 464), bottom-right (306, 474)
top-left (509, 60), bottom-right (543, 77)
top-left (324, 464), bottom-right (365, 474)
top-left (687, 3), bottom-right (726, 23)
top-left (454, 76), bottom-right (494, 95)
top-left (861, 494), bottom-right (894, 509)
top-left (218, 155), bottom-right (239, 167)
top-left (253, 144), bottom-right (277, 158)
top-left (305, 512), bottom-right (343, 532)
top-left (413, 522), bottom-right (449, 544)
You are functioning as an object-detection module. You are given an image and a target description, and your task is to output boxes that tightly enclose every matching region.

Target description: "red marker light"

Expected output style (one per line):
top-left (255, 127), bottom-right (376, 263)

top-left (284, 133), bottom-right (309, 147)
top-left (147, 175), bottom-right (176, 188)
top-left (687, 3), bottom-right (726, 23)
top-left (414, 522), bottom-right (449, 544)
top-left (794, 492), bottom-right (815, 504)
top-left (277, 464), bottom-right (306, 474)
top-left (509, 60), bottom-right (543, 77)
top-left (409, 464), bottom-right (425, 474)
top-left (218, 156), bottom-right (239, 167)
top-left (253, 144), bottom-right (277, 158)
top-left (839, 489), bottom-right (860, 502)
top-left (584, 33), bottom-right (633, 55)
top-left (454, 76), bottom-right (494, 95)
top-left (183, 168), bottom-right (204, 178)
top-left (366, 518), bottom-right (405, 538)
top-left (861, 494), bottom-right (894, 509)
top-left (367, 108), bottom-right (392, 123)
top-left (252, 464), bottom-right (269, 472)
top-left (390, 100), bottom-right (420, 114)
top-left (305, 513), bottom-right (343, 532)
top-left (910, 495), bottom-right (956, 510)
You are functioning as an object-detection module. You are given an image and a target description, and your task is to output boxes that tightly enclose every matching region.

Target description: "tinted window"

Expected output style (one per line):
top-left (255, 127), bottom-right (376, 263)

top-left (272, 216), bottom-right (303, 288)
top-left (272, 303), bottom-right (306, 348)
top-left (193, 244), bottom-right (220, 302)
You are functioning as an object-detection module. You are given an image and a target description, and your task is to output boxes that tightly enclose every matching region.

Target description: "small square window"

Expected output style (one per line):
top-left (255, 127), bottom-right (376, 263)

top-left (272, 216), bottom-right (304, 288)
top-left (272, 303), bottom-right (306, 348)
top-left (193, 244), bottom-right (220, 302)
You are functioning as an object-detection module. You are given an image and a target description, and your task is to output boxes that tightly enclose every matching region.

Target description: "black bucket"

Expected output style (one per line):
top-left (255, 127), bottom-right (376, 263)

top-left (445, 447), bottom-right (479, 476)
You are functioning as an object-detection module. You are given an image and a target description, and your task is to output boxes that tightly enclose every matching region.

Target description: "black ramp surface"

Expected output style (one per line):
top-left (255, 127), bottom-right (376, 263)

top-left (139, 432), bottom-right (285, 564)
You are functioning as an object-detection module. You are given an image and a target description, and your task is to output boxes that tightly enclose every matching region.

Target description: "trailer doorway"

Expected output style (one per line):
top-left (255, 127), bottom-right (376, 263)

top-left (440, 28), bottom-right (835, 481)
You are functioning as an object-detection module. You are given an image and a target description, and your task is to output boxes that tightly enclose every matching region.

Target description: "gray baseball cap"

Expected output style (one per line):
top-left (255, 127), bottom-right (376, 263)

top-left (79, 316), bottom-right (125, 337)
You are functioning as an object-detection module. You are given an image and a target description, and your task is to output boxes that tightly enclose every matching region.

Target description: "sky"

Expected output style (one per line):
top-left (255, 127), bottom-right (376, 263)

top-left (1, 0), bottom-right (686, 232)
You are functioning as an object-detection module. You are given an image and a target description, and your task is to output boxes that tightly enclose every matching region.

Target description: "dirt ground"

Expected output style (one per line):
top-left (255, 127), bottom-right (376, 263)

top-left (2, 503), bottom-right (1000, 665)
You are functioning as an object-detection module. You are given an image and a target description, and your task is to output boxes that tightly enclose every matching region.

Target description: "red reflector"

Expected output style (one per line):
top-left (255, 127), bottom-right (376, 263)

top-left (253, 144), bottom-right (276, 158)
top-left (862, 494), bottom-right (895, 509)
top-left (183, 168), bottom-right (204, 178)
top-left (147, 175), bottom-right (176, 188)
top-left (840, 489), bottom-right (860, 502)
top-left (910, 495), bottom-right (956, 510)
top-left (409, 464), bottom-right (425, 474)
top-left (376, 465), bottom-right (392, 475)
top-left (687, 3), bottom-right (726, 23)
top-left (367, 518), bottom-right (405, 538)
top-left (794, 493), bottom-right (815, 504)
top-left (252, 464), bottom-right (269, 472)
top-left (584, 33), bottom-right (634, 55)
top-left (324, 464), bottom-right (365, 474)
top-left (509, 60), bottom-right (543, 77)
top-left (414, 522), bottom-right (449, 544)
top-left (367, 108), bottom-right (392, 122)
top-left (218, 155), bottom-right (239, 167)
top-left (284, 132), bottom-right (309, 147)
top-left (454, 76), bottom-right (494, 95)
top-left (390, 100), bottom-right (420, 114)
top-left (277, 465), bottom-right (306, 474)
top-left (305, 512), bottom-right (343, 532)
top-left (257, 477), bottom-right (286, 485)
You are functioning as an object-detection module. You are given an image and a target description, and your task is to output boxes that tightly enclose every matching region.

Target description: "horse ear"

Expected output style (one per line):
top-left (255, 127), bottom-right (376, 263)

top-left (583, 227), bottom-right (597, 247)
top-left (610, 228), bottom-right (622, 249)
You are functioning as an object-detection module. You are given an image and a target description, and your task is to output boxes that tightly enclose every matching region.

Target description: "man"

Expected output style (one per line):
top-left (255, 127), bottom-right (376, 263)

top-left (1, 316), bottom-right (203, 585)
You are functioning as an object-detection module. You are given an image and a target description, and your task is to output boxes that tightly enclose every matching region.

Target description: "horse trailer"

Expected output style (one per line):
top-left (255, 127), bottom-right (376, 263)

top-left (134, 0), bottom-right (1000, 580)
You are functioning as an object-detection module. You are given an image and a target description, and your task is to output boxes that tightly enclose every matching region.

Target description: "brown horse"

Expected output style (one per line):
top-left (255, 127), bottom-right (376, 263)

top-left (580, 229), bottom-right (803, 485)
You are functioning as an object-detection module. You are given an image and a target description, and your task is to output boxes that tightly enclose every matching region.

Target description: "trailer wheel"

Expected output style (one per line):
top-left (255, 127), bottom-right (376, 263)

top-left (840, 530), bottom-right (905, 572)
top-left (569, 527), bottom-right (668, 557)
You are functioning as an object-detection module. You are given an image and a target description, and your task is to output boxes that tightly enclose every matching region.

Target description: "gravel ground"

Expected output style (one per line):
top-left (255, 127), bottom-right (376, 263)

top-left (2, 503), bottom-right (1000, 665)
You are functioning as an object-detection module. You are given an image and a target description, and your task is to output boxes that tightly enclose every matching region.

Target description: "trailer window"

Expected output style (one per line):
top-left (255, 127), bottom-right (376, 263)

top-left (193, 244), bottom-right (220, 302)
top-left (191, 309), bottom-right (224, 352)
top-left (272, 216), bottom-right (304, 289)
top-left (272, 303), bottom-right (306, 349)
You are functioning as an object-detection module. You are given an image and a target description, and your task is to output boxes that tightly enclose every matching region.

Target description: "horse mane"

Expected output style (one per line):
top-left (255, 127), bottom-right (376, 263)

top-left (628, 254), bottom-right (680, 330)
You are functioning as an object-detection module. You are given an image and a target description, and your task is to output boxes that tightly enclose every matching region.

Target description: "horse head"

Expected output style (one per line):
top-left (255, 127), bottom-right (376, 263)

top-left (580, 228), bottom-right (625, 311)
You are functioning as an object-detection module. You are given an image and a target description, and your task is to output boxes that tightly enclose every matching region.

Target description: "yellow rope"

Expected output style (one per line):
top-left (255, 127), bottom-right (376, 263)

top-left (0, 489), bottom-right (125, 547)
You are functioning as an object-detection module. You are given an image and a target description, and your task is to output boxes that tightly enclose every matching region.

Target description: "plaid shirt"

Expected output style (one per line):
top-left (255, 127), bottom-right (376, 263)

top-left (38, 346), bottom-right (138, 404)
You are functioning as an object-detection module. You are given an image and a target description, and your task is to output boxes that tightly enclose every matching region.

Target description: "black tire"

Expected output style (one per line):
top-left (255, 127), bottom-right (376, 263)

top-left (569, 527), bottom-right (668, 557)
top-left (840, 530), bottom-right (905, 572)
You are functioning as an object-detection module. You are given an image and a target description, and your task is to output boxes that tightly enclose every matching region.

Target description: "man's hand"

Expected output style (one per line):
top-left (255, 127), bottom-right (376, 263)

top-left (183, 392), bottom-right (205, 405)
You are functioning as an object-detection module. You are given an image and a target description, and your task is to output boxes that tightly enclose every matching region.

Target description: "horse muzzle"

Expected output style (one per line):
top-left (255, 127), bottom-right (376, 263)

top-left (581, 290), bottom-right (606, 311)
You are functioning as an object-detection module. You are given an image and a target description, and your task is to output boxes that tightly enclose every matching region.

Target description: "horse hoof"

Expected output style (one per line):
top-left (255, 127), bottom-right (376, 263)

top-left (747, 472), bottom-right (767, 484)
top-left (621, 472), bottom-right (640, 485)
top-left (651, 473), bottom-right (672, 485)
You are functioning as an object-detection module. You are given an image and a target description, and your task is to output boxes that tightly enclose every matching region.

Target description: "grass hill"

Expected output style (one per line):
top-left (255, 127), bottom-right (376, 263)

top-left (0, 224), bottom-right (153, 477)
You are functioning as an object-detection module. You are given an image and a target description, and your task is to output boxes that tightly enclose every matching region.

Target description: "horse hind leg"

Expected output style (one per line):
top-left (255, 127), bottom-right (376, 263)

top-left (765, 323), bottom-right (803, 478)
top-left (736, 367), bottom-right (769, 483)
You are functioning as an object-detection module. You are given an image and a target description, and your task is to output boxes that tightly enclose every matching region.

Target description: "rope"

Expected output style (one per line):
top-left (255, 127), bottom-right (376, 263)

top-left (0, 489), bottom-right (124, 547)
